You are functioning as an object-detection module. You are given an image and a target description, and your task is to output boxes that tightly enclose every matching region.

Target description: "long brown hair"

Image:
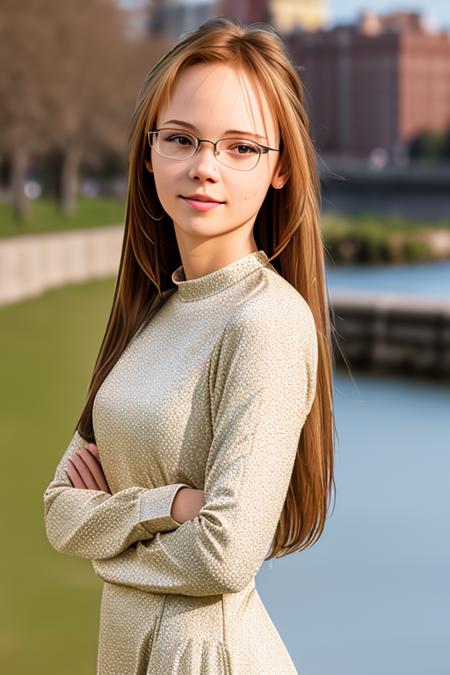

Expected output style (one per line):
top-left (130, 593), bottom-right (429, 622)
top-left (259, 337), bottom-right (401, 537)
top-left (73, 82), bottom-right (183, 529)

top-left (76, 16), bottom-right (336, 559)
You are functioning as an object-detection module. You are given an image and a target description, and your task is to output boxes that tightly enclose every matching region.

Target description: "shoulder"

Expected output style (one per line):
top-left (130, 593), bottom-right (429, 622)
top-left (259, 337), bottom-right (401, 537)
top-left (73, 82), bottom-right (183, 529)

top-left (211, 269), bottom-right (318, 410)
top-left (214, 267), bottom-right (318, 392)
top-left (226, 266), bottom-right (317, 348)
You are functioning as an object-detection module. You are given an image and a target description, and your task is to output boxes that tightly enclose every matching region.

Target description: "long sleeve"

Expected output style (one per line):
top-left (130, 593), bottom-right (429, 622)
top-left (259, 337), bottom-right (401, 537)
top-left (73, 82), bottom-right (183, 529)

top-left (91, 298), bottom-right (318, 596)
top-left (43, 428), bottom-right (190, 559)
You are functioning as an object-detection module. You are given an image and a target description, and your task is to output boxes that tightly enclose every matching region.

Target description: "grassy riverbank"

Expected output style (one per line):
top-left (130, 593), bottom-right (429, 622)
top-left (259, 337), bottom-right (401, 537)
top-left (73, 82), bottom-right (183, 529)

top-left (0, 197), bottom-right (125, 238)
top-left (2, 197), bottom-right (450, 266)
top-left (0, 276), bottom-right (116, 674)
top-left (322, 212), bottom-right (450, 265)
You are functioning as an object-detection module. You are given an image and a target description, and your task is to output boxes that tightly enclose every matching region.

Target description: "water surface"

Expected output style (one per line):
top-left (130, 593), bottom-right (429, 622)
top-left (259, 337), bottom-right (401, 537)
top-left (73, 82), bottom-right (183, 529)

top-left (326, 260), bottom-right (450, 299)
top-left (257, 372), bottom-right (450, 675)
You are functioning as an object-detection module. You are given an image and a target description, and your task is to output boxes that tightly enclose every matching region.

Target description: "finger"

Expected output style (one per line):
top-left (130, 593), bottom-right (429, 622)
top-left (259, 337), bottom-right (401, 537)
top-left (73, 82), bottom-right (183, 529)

top-left (70, 452), bottom-right (99, 491)
top-left (65, 468), bottom-right (74, 487)
top-left (78, 447), bottom-right (110, 493)
top-left (66, 458), bottom-right (110, 493)
top-left (66, 458), bottom-right (88, 489)
top-left (84, 444), bottom-right (101, 465)
top-left (77, 447), bottom-right (102, 482)
top-left (86, 443), bottom-right (99, 458)
top-left (83, 445), bottom-right (111, 494)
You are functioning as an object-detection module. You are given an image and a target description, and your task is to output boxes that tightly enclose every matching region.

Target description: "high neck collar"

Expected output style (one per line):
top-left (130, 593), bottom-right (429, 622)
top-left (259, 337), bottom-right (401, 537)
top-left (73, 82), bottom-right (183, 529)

top-left (171, 250), bottom-right (270, 302)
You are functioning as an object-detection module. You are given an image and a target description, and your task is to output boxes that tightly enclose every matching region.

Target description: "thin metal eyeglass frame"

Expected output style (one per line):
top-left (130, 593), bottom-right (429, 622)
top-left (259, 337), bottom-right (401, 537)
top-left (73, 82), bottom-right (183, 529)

top-left (147, 128), bottom-right (280, 171)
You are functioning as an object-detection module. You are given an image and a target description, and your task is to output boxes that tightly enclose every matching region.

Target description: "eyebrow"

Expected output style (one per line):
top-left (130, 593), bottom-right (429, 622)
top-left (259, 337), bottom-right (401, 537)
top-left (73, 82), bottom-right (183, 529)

top-left (160, 119), bottom-right (268, 141)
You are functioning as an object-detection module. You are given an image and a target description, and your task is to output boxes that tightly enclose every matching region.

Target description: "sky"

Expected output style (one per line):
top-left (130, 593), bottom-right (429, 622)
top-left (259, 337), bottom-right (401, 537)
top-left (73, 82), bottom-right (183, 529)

top-left (327, 0), bottom-right (450, 30)
top-left (119, 0), bottom-right (450, 32)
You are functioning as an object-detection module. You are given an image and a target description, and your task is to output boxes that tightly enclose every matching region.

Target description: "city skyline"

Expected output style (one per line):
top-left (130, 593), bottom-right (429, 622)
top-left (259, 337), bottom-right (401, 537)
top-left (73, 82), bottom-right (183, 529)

top-left (328, 0), bottom-right (450, 31)
top-left (119, 0), bottom-right (450, 31)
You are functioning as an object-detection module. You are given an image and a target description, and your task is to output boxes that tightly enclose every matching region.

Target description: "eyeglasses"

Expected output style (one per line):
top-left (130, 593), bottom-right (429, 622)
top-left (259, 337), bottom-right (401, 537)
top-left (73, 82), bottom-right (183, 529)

top-left (147, 128), bottom-right (279, 171)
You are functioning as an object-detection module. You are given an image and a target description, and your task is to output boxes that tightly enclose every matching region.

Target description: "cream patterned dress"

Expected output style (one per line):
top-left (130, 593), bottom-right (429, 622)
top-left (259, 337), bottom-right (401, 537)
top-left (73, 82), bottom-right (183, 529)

top-left (43, 250), bottom-right (318, 674)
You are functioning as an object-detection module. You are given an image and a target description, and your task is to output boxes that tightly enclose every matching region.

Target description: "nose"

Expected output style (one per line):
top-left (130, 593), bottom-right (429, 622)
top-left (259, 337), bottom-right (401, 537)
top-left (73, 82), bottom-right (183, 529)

top-left (187, 141), bottom-right (221, 182)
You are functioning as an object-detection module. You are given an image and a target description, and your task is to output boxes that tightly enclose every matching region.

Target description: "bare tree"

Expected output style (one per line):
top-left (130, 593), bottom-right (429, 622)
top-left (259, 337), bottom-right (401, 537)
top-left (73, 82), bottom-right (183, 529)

top-left (0, 0), bottom-right (171, 224)
top-left (0, 0), bottom-right (52, 221)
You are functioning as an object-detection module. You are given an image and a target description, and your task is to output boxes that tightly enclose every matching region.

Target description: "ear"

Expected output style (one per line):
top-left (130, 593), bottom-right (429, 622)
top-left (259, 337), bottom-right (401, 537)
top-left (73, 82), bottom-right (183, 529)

top-left (144, 158), bottom-right (153, 173)
top-left (270, 160), bottom-right (290, 190)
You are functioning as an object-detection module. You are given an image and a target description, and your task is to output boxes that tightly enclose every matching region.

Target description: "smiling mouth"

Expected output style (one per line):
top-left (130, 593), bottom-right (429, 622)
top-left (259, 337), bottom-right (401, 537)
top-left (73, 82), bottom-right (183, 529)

top-left (180, 196), bottom-right (225, 204)
top-left (180, 196), bottom-right (225, 212)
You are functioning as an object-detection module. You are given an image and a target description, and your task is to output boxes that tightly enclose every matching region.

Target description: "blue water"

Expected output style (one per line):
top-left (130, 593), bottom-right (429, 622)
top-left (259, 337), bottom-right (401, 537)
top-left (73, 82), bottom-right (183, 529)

top-left (326, 260), bottom-right (450, 299)
top-left (257, 372), bottom-right (450, 675)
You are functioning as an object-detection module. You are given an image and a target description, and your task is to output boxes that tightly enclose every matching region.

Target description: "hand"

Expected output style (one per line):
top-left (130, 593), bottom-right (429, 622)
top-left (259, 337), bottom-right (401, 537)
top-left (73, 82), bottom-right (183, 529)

top-left (171, 487), bottom-right (206, 524)
top-left (65, 443), bottom-right (111, 494)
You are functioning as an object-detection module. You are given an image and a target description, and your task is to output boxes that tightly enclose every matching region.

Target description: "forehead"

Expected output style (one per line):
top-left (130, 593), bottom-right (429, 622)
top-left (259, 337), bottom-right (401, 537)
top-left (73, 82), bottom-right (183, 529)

top-left (157, 62), bottom-right (277, 142)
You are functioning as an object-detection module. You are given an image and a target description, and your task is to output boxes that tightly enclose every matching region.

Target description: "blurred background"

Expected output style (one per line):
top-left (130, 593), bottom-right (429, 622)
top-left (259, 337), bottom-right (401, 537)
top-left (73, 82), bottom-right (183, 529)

top-left (1, 1), bottom-right (449, 674)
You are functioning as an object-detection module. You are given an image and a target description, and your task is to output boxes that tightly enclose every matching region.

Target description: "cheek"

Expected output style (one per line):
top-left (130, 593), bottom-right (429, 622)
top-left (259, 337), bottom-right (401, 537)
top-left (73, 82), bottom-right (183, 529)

top-left (152, 160), bottom-right (174, 191)
top-left (231, 178), bottom-right (267, 206)
top-left (152, 169), bottom-right (181, 210)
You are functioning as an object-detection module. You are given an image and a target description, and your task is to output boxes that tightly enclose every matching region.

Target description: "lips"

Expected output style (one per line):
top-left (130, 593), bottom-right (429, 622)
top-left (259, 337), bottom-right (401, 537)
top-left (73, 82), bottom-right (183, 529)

top-left (181, 197), bottom-right (224, 212)
top-left (180, 195), bottom-right (224, 203)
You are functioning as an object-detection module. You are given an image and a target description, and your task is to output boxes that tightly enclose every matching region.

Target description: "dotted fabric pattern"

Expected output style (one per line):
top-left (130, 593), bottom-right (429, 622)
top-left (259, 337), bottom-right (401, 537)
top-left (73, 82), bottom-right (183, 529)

top-left (43, 250), bottom-right (318, 674)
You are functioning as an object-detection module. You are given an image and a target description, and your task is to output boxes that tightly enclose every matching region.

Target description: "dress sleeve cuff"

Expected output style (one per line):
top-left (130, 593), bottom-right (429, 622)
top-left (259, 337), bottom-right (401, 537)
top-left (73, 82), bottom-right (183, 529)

top-left (138, 483), bottom-right (191, 533)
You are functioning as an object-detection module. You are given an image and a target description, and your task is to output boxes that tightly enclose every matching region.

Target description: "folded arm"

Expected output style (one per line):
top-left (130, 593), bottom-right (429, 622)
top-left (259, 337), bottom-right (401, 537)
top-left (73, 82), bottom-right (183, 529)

top-left (92, 299), bottom-right (318, 596)
top-left (43, 428), bottom-right (190, 559)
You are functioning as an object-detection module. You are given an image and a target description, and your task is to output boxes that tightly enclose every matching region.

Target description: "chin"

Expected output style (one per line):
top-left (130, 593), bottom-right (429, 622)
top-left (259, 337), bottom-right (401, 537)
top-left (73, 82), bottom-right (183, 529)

top-left (174, 219), bottom-right (227, 237)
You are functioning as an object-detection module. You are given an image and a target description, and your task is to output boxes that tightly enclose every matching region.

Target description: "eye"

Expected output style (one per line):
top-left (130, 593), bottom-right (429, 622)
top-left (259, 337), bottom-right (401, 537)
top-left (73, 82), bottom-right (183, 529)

top-left (229, 142), bottom-right (259, 155)
top-left (166, 134), bottom-right (194, 146)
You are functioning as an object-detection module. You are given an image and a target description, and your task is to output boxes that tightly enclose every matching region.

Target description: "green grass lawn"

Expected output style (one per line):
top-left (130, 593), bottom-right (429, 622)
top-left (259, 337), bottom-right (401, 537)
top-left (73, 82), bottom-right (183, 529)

top-left (0, 197), bottom-right (125, 238)
top-left (2, 196), bottom-right (450, 242)
top-left (0, 276), bottom-right (117, 674)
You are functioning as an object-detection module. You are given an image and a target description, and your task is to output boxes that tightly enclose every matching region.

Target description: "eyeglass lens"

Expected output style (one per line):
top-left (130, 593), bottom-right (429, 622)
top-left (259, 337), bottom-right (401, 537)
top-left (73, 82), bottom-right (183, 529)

top-left (149, 129), bottom-right (262, 171)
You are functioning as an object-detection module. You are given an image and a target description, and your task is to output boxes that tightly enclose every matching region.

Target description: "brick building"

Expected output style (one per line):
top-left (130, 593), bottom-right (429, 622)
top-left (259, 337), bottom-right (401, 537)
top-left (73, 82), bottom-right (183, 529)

top-left (148, 0), bottom-right (217, 38)
top-left (148, 0), bottom-right (270, 38)
top-left (286, 11), bottom-right (450, 159)
top-left (218, 0), bottom-right (270, 24)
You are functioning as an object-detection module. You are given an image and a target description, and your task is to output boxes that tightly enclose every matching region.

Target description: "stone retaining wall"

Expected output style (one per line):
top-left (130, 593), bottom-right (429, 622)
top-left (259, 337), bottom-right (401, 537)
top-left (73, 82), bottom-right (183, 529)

top-left (331, 291), bottom-right (450, 377)
top-left (0, 225), bottom-right (123, 306)
top-left (2, 227), bottom-right (449, 377)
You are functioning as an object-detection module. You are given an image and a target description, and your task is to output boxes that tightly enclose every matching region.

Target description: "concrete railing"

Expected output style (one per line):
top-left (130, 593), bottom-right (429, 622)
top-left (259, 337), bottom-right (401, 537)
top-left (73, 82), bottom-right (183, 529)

top-left (1, 226), bottom-right (449, 377)
top-left (331, 290), bottom-right (450, 377)
top-left (0, 225), bottom-right (124, 306)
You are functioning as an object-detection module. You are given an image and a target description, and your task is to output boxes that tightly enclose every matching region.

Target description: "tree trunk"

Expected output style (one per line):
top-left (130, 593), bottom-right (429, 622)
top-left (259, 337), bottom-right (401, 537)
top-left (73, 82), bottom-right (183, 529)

top-left (61, 146), bottom-right (81, 217)
top-left (11, 146), bottom-right (29, 224)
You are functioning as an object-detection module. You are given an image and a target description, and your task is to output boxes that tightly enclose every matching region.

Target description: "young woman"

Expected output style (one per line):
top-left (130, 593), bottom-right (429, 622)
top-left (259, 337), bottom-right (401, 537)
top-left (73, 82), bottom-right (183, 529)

top-left (43, 16), bottom-right (335, 674)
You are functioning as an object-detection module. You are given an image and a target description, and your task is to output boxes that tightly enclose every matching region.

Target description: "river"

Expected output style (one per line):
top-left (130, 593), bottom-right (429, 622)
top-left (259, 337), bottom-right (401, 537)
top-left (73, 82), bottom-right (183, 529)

top-left (256, 262), bottom-right (450, 675)
top-left (325, 259), bottom-right (450, 299)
